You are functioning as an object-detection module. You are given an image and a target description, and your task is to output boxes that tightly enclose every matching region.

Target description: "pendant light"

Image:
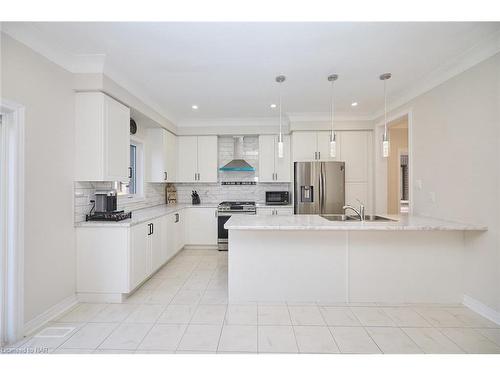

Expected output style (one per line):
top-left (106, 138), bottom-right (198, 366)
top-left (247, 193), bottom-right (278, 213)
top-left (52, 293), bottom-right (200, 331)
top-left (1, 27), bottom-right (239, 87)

top-left (380, 72), bottom-right (392, 158)
top-left (327, 74), bottom-right (338, 158)
top-left (275, 75), bottom-right (286, 158)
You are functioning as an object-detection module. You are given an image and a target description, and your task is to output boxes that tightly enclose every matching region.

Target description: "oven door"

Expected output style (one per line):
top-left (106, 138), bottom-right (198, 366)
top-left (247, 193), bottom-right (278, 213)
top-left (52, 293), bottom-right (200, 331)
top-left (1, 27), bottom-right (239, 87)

top-left (217, 213), bottom-right (231, 251)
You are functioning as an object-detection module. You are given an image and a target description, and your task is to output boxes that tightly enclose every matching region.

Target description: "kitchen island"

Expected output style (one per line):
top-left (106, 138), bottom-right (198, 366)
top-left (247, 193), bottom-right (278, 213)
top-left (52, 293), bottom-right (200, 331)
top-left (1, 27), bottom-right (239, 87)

top-left (225, 215), bottom-right (487, 304)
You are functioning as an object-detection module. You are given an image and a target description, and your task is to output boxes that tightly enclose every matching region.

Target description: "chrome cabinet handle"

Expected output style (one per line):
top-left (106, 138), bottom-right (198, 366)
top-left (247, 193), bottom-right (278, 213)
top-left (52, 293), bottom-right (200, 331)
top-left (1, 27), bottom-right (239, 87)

top-left (318, 151), bottom-right (321, 159)
top-left (164, 171), bottom-right (167, 180)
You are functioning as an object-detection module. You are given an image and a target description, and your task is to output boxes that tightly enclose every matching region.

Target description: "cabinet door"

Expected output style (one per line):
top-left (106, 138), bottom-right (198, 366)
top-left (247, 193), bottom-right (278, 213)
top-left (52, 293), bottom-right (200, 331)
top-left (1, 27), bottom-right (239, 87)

top-left (345, 182), bottom-right (368, 208)
top-left (104, 94), bottom-right (130, 181)
top-left (275, 135), bottom-right (291, 182)
top-left (166, 213), bottom-right (177, 260)
top-left (130, 223), bottom-right (150, 290)
top-left (292, 132), bottom-right (317, 161)
top-left (177, 136), bottom-right (198, 182)
top-left (317, 131), bottom-right (341, 161)
top-left (147, 128), bottom-right (168, 183)
top-left (257, 208), bottom-right (274, 216)
top-left (275, 207), bottom-right (294, 216)
top-left (197, 136), bottom-right (218, 182)
top-left (165, 131), bottom-right (177, 182)
top-left (340, 131), bottom-right (368, 182)
top-left (151, 217), bottom-right (165, 272)
top-left (185, 208), bottom-right (217, 245)
top-left (174, 211), bottom-right (186, 252)
top-left (259, 135), bottom-right (276, 182)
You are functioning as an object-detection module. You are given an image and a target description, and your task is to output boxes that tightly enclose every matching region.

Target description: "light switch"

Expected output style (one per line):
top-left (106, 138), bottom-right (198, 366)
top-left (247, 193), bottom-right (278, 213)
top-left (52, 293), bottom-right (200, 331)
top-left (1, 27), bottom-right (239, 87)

top-left (416, 179), bottom-right (423, 190)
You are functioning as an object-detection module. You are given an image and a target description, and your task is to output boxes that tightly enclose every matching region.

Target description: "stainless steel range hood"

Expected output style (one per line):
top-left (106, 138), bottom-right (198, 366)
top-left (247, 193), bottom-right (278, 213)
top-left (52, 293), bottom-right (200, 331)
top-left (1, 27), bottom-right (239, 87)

top-left (219, 136), bottom-right (255, 172)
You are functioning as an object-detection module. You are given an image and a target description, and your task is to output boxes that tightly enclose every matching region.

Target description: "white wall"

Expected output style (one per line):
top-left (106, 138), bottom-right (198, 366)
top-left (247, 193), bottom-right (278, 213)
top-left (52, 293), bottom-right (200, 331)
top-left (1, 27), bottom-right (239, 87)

top-left (374, 52), bottom-right (500, 312)
top-left (1, 34), bottom-right (76, 324)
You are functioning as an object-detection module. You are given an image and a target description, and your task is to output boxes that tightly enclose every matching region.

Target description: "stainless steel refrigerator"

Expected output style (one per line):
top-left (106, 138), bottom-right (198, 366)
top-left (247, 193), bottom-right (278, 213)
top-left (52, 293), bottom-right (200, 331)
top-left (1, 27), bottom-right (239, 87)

top-left (294, 161), bottom-right (345, 214)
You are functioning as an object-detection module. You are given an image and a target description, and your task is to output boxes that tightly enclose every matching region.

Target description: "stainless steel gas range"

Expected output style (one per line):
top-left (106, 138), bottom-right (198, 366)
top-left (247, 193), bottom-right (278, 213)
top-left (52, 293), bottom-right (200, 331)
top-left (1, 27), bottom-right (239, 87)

top-left (217, 201), bottom-right (256, 251)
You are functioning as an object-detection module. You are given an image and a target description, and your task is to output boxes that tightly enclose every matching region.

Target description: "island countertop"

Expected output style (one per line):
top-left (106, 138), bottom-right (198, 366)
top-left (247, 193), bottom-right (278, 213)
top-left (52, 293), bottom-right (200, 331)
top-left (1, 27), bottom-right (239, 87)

top-left (224, 214), bottom-right (487, 231)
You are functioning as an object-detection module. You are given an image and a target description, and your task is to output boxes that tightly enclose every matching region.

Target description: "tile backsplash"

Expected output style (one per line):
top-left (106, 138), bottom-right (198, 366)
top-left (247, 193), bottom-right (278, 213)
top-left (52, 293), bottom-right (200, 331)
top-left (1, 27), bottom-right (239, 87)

top-left (74, 135), bottom-right (291, 223)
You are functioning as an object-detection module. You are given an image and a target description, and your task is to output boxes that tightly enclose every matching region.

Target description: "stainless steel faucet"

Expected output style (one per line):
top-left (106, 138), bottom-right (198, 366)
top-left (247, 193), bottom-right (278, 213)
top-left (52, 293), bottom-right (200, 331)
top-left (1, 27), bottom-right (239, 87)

top-left (343, 200), bottom-right (365, 221)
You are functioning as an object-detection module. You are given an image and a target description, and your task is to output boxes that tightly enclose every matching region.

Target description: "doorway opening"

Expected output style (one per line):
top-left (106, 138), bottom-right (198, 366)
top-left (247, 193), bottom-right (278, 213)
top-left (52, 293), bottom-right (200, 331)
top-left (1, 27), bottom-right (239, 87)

top-left (386, 116), bottom-right (409, 214)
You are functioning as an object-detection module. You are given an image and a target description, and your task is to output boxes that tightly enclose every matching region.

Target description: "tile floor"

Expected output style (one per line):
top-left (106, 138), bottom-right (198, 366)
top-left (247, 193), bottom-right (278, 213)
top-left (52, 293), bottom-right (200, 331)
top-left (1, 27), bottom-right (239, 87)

top-left (5, 248), bottom-right (500, 354)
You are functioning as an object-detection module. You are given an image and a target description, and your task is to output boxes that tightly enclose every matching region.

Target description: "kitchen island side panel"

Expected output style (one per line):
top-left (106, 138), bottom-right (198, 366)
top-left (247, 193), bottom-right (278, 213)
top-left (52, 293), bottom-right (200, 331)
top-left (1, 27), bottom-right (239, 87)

top-left (228, 230), bottom-right (347, 303)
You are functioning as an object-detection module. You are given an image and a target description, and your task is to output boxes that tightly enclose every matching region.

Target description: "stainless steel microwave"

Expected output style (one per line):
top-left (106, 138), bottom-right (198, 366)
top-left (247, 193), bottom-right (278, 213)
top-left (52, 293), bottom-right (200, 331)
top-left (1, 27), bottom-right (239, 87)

top-left (265, 191), bottom-right (290, 205)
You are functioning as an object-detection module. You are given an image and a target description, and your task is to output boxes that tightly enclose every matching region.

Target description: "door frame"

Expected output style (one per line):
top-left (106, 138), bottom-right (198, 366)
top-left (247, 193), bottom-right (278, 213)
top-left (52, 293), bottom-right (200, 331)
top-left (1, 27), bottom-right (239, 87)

top-left (0, 99), bottom-right (25, 345)
top-left (373, 108), bottom-right (413, 215)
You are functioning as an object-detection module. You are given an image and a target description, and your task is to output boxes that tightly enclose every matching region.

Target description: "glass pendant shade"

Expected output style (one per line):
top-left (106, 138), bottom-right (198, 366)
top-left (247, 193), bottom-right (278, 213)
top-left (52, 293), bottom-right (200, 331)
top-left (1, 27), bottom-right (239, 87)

top-left (329, 132), bottom-right (337, 158)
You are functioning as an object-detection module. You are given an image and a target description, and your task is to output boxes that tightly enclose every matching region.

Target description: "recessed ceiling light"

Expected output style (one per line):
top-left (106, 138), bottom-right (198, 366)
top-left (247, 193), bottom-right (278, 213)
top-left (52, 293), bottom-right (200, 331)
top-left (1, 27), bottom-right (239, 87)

top-left (191, 105), bottom-right (198, 110)
top-left (270, 104), bottom-right (277, 108)
top-left (351, 102), bottom-right (358, 107)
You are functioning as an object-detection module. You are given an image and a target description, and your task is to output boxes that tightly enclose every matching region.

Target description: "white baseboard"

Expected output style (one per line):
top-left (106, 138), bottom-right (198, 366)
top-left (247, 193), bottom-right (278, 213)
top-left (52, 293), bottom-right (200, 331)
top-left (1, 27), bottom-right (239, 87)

top-left (463, 294), bottom-right (500, 325)
top-left (23, 294), bottom-right (78, 337)
top-left (77, 292), bottom-right (125, 303)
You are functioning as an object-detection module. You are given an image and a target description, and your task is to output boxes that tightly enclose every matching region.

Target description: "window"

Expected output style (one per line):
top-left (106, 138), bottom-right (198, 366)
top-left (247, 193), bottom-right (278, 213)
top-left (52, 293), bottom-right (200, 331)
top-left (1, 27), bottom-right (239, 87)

top-left (115, 139), bottom-right (143, 200)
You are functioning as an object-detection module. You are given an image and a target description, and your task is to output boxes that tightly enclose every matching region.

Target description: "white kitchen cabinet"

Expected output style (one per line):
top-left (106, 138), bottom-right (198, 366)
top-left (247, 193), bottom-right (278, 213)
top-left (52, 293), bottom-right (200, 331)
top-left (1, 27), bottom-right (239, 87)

top-left (173, 211), bottom-right (186, 251)
top-left (147, 128), bottom-right (177, 182)
top-left (130, 223), bottom-right (150, 291)
top-left (152, 216), bottom-right (168, 272)
top-left (292, 131), bottom-right (340, 162)
top-left (185, 207), bottom-right (218, 245)
top-left (197, 136), bottom-right (218, 182)
top-left (75, 92), bottom-right (130, 181)
top-left (177, 136), bottom-right (218, 183)
top-left (345, 182), bottom-right (368, 210)
top-left (257, 207), bottom-right (294, 216)
top-left (340, 131), bottom-right (368, 182)
top-left (259, 135), bottom-right (291, 182)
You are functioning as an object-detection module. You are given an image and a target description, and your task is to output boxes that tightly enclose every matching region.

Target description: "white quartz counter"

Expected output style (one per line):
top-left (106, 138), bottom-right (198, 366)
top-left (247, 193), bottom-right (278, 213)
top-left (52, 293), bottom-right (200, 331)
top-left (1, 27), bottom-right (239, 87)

top-left (225, 214), bottom-right (487, 231)
top-left (75, 203), bottom-right (218, 228)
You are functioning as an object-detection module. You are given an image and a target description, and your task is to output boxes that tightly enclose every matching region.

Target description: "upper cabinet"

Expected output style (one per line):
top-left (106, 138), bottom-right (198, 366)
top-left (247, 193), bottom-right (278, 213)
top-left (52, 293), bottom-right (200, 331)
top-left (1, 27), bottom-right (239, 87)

top-left (259, 135), bottom-right (291, 182)
top-left (177, 135), bottom-right (218, 183)
top-left (292, 131), bottom-right (341, 162)
top-left (75, 92), bottom-right (130, 181)
top-left (147, 128), bottom-right (177, 183)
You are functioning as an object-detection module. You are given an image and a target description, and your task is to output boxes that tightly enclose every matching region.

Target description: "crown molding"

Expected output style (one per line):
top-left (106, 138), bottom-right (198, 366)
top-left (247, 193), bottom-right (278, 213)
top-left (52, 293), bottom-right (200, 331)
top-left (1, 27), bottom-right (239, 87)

top-left (287, 112), bottom-right (374, 122)
top-left (177, 116), bottom-right (289, 128)
top-left (372, 29), bottom-right (500, 120)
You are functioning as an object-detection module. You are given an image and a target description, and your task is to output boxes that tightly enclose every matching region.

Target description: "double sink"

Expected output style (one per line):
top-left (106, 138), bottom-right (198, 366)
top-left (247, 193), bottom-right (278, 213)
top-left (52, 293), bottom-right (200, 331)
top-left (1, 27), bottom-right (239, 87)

top-left (320, 214), bottom-right (396, 222)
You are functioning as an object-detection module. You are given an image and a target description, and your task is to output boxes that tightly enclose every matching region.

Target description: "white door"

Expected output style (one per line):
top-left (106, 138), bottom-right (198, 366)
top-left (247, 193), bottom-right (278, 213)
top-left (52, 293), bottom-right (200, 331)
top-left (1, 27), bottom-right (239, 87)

top-left (165, 131), bottom-right (177, 182)
top-left (292, 132), bottom-right (317, 161)
top-left (147, 128), bottom-right (168, 183)
top-left (177, 136), bottom-right (198, 182)
top-left (259, 135), bottom-right (276, 182)
top-left (104, 94), bottom-right (130, 181)
top-left (197, 136), bottom-right (218, 182)
top-left (130, 223), bottom-right (150, 290)
top-left (317, 131), bottom-right (341, 161)
top-left (275, 135), bottom-right (291, 182)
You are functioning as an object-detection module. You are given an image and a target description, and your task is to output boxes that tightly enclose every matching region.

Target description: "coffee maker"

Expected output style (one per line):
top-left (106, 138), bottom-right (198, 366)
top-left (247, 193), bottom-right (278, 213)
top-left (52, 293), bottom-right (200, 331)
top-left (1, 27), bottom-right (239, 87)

top-left (86, 189), bottom-right (132, 221)
top-left (95, 190), bottom-right (118, 212)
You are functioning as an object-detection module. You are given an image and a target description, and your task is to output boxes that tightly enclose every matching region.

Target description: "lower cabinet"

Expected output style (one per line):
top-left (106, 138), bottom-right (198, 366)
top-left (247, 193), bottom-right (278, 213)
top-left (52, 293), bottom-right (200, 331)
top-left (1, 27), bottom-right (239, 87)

top-left (185, 207), bottom-right (218, 245)
top-left (257, 207), bottom-right (294, 216)
top-left (76, 206), bottom-right (215, 301)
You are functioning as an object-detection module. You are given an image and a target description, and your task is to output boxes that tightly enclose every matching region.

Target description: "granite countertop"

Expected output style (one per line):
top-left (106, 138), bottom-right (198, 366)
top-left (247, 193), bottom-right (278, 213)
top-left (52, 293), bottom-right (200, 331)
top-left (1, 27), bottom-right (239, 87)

top-left (75, 203), bottom-right (218, 228)
top-left (224, 214), bottom-right (488, 231)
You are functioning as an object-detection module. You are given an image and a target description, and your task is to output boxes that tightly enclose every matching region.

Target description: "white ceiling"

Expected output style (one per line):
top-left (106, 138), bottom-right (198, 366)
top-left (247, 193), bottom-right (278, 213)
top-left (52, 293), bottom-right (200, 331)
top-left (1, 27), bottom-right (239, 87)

top-left (3, 22), bottom-right (500, 124)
